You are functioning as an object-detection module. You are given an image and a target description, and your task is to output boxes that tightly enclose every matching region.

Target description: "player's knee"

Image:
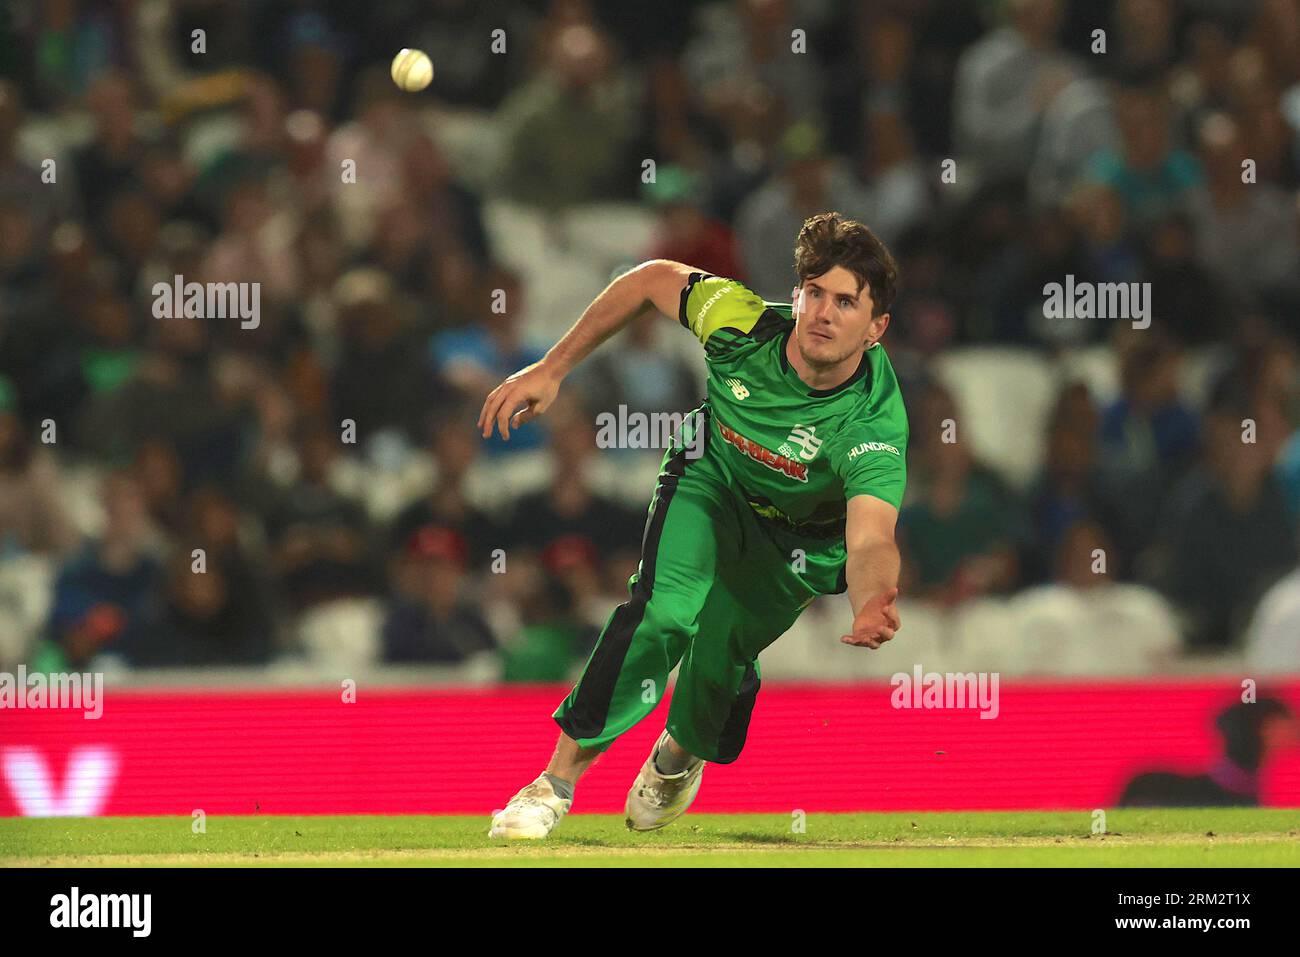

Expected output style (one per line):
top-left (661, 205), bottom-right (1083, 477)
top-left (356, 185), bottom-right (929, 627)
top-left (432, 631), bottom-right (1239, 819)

top-left (641, 601), bottom-right (702, 648)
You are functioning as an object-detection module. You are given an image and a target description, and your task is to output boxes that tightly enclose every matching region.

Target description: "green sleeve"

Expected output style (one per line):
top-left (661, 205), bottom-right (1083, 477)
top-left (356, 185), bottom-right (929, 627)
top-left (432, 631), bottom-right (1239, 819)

top-left (678, 273), bottom-right (787, 360)
top-left (836, 432), bottom-right (908, 509)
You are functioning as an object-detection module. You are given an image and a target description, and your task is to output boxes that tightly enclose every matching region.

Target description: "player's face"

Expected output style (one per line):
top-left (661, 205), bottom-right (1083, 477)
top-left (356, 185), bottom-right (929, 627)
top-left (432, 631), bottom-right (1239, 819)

top-left (792, 266), bottom-right (890, 368)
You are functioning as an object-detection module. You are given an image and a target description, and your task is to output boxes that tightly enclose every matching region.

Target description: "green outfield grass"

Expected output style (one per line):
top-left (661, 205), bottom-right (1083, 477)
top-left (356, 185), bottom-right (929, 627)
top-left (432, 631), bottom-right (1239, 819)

top-left (1, 809), bottom-right (1297, 867)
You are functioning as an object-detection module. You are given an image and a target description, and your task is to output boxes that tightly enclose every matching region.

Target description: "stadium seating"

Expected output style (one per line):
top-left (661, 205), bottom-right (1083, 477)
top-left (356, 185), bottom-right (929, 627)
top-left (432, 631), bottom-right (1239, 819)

top-left (931, 348), bottom-right (1059, 490)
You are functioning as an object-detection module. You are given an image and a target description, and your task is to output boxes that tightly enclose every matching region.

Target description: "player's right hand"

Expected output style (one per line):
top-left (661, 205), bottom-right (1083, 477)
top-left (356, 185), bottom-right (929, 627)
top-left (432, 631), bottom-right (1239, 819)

top-left (477, 361), bottom-right (561, 442)
top-left (840, 587), bottom-right (901, 650)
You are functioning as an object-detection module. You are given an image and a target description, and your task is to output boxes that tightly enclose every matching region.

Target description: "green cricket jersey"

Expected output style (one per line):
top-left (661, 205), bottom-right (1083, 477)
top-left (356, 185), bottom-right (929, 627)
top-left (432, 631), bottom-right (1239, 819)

top-left (676, 272), bottom-right (909, 594)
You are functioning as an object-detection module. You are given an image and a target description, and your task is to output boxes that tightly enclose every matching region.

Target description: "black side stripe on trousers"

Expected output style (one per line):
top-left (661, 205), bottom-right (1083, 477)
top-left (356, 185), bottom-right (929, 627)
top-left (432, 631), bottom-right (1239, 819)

top-left (556, 442), bottom-right (693, 741)
top-left (714, 661), bottom-right (760, 764)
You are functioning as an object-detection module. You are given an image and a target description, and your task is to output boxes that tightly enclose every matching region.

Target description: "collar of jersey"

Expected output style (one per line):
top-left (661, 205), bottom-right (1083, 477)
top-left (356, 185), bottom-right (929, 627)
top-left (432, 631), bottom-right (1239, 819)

top-left (777, 327), bottom-right (873, 398)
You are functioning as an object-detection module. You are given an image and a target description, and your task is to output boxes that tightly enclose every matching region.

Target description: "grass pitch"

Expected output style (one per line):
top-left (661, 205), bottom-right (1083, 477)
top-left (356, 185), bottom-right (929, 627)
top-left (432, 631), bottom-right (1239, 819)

top-left (2, 809), bottom-right (1296, 867)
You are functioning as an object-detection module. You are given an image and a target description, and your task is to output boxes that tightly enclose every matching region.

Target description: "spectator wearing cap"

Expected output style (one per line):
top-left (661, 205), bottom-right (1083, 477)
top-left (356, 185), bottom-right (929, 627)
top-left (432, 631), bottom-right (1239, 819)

top-left (382, 524), bottom-right (495, 663)
top-left (538, 533), bottom-right (605, 633)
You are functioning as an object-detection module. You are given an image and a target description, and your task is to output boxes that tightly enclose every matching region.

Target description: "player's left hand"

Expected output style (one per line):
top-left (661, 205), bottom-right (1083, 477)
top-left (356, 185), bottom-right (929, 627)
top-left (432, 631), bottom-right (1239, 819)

top-left (841, 587), bottom-right (900, 649)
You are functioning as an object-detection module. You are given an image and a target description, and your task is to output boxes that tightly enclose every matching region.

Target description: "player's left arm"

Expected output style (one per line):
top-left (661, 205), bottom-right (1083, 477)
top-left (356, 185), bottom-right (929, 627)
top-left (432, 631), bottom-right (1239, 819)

top-left (840, 494), bottom-right (901, 650)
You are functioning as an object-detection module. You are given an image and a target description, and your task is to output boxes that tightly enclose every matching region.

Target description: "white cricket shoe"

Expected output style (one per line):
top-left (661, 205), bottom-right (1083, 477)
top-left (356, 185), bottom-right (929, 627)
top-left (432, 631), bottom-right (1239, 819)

top-left (488, 773), bottom-right (573, 839)
top-left (625, 732), bottom-right (706, 831)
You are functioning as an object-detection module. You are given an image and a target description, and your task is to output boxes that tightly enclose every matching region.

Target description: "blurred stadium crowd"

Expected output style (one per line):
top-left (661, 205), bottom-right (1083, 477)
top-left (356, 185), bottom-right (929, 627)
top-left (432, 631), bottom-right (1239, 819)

top-left (2, 0), bottom-right (1300, 682)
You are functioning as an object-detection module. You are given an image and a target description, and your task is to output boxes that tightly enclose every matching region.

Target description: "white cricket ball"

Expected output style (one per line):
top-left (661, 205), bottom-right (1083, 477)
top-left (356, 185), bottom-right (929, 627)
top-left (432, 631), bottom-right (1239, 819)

top-left (390, 48), bottom-right (433, 93)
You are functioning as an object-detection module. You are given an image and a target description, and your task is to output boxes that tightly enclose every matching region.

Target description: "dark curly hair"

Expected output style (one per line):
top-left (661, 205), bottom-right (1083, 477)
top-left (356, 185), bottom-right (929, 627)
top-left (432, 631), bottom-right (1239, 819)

top-left (794, 212), bottom-right (899, 317)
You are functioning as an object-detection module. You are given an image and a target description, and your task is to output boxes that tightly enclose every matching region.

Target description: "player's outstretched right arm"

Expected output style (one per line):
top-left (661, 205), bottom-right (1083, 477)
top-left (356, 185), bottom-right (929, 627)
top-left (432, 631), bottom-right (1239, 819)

top-left (477, 259), bottom-right (697, 441)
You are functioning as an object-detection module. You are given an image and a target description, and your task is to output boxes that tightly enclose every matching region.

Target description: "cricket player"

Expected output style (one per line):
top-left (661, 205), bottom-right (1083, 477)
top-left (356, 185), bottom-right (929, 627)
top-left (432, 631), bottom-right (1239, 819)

top-left (478, 212), bottom-right (907, 837)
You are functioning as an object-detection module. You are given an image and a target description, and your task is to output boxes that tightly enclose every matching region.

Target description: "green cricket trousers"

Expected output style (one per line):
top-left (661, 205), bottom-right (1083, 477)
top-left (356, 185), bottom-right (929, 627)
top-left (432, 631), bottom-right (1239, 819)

top-left (552, 439), bottom-right (820, 764)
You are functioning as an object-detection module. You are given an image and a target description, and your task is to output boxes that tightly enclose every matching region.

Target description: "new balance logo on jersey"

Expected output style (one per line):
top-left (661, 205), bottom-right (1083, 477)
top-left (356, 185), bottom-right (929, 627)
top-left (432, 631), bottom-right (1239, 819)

top-left (724, 377), bottom-right (749, 400)
top-left (847, 440), bottom-right (901, 460)
top-left (785, 424), bottom-right (823, 462)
